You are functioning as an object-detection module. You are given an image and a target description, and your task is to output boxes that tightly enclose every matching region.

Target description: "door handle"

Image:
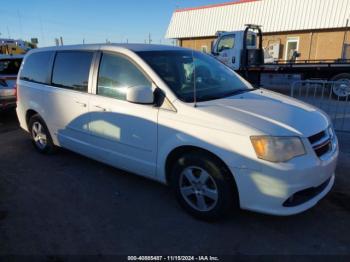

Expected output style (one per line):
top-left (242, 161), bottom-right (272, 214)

top-left (75, 100), bottom-right (87, 107)
top-left (94, 105), bottom-right (107, 112)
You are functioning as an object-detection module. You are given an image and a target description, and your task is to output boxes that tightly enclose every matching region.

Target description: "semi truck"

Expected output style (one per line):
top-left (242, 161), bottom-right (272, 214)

top-left (211, 25), bottom-right (350, 98)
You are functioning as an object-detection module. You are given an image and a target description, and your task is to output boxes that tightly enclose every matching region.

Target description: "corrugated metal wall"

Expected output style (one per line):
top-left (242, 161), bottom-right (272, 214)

top-left (166, 0), bottom-right (350, 39)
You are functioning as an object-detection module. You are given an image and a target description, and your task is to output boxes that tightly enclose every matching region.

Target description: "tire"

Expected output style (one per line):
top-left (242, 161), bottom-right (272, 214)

top-left (331, 73), bottom-right (350, 100)
top-left (28, 114), bottom-right (56, 154)
top-left (170, 151), bottom-right (238, 221)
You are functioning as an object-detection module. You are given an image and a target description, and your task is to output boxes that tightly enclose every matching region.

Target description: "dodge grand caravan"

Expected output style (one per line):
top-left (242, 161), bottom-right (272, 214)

top-left (16, 44), bottom-right (338, 220)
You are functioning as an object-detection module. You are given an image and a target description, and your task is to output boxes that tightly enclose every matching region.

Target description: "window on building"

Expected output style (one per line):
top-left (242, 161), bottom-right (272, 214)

top-left (52, 51), bottom-right (93, 92)
top-left (285, 37), bottom-right (299, 61)
top-left (20, 51), bottom-right (54, 84)
top-left (97, 53), bottom-right (151, 100)
top-left (216, 34), bottom-right (235, 52)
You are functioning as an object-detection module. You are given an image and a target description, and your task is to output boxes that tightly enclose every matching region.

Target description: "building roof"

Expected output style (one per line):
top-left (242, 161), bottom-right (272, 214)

top-left (166, 0), bottom-right (350, 39)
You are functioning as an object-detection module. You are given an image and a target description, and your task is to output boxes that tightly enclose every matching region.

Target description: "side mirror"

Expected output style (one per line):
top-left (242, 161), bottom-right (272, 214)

top-left (126, 86), bottom-right (154, 104)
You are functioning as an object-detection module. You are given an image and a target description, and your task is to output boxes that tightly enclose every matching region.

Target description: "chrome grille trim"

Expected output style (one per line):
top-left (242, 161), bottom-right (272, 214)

top-left (308, 128), bottom-right (333, 158)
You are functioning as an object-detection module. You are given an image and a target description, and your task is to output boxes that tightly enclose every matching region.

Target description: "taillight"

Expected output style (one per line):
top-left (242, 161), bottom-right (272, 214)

top-left (14, 83), bottom-right (18, 101)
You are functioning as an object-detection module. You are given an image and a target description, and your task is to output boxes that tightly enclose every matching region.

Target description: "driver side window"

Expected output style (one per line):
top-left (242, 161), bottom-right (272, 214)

top-left (97, 53), bottom-right (151, 100)
top-left (217, 35), bottom-right (235, 53)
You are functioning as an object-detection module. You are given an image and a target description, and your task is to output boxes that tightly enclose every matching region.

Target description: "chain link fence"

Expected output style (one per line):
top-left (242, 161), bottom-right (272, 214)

top-left (290, 80), bottom-right (350, 134)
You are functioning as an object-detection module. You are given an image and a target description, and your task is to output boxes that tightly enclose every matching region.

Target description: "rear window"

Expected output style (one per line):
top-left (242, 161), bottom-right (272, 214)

top-left (0, 59), bottom-right (22, 75)
top-left (20, 52), bottom-right (54, 84)
top-left (52, 51), bottom-right (93, 92)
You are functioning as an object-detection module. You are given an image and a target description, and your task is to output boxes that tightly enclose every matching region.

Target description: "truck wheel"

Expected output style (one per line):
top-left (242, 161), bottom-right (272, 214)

top-left (170, 151), bottom-right (238, 221)
top-left (331, 73), bottom-right (350, 100)
top-left (29, 114), bottom-right (56, 154)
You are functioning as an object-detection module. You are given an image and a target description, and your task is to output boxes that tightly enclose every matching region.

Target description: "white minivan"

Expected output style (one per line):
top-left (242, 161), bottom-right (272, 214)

top-left (16, 44), bottom-right (338, 220)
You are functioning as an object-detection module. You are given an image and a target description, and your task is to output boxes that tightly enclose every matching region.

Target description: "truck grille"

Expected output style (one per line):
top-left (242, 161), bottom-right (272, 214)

top-left (308, 130), bottom-right (332, 158)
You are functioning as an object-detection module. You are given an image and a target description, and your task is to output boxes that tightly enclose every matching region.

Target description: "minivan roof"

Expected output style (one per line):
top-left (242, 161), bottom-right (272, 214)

top-left (28, 43), bottom-right (186, 53)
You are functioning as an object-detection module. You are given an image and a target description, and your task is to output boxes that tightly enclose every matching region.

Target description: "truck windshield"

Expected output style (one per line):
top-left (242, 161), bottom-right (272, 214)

top-left (137, 50), bottom-right (253, 102)
top-left (0, 59), bottom-right (22, 75)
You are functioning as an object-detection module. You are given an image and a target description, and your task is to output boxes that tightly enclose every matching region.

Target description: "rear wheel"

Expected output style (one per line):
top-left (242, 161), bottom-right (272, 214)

top-left (331, 73), bottom-right (350, 99)
top-left (170, 151), bottom-right (238, 221)
top-left (28, 114), bottom-right (56, 154)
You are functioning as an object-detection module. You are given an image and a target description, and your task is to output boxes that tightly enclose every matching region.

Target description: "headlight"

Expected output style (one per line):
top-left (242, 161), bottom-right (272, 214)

top-left (250, 136), bottom-right (306, 162)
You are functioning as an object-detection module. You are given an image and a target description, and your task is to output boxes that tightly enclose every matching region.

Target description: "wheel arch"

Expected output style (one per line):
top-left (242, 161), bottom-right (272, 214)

top-left (166, 146), bottom-right (237, 188)
top-left (25, 109), bottom-right (39, 129)
top-left (164, 145), bottom-right (240, 207)
top-left (331, 72), bottom-right (350, 81)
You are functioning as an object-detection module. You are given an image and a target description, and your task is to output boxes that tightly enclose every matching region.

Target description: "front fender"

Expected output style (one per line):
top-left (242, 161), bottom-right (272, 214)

top-left (156, 112), bottom-right (260, 183)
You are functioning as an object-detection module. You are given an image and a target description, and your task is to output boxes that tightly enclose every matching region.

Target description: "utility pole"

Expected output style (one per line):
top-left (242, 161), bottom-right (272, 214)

top-left (17, 10), bottom-right (23, 37)
top-left (6, 26), bottom-right (11, 39)
top-left (341, 19), bottom-right (349, 59)
top-left (148, 33), bottom-right (152, 44)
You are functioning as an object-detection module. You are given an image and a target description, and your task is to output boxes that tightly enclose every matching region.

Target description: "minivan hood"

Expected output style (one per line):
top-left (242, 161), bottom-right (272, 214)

top-left (193, 89), bottom-right (329, 137)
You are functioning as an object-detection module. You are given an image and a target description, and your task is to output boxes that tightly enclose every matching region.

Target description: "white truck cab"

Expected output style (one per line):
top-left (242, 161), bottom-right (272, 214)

top-left (211, 25), bottom-right (350, 98)
top-left (212, 29), bottom-right (259, 70)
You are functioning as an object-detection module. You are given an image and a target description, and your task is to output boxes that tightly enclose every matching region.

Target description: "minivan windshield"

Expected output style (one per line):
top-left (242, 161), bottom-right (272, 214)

top-left (137, 50), bottom-right (253, 102)
top-left (0, 59), bottom-right (22, 75)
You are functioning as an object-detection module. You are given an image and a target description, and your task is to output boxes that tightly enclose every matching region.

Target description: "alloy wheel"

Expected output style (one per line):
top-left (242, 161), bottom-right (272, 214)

top-left (31, 121), bottom-right (47, 150)
top-left (179, 166), bottom-right (219, 212)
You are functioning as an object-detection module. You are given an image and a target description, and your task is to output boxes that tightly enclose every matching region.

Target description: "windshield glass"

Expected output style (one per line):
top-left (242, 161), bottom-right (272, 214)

top-left (0, 59), bottom-right (22, 75)
top-left (137, 50), bottom-right (253, 102)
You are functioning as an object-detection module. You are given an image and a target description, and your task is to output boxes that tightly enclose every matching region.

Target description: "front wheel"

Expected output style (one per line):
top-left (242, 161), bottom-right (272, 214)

top-left (170, 151), bottom-right (238, 221)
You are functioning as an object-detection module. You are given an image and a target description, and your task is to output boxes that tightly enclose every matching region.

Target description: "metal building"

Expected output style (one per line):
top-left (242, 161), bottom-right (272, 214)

top-left (166, 0), bottom-right (350, 60)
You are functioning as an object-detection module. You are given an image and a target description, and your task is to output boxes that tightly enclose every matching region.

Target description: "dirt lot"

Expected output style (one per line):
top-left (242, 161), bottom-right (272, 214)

top-left (0, 109), bottom-right (350, 258)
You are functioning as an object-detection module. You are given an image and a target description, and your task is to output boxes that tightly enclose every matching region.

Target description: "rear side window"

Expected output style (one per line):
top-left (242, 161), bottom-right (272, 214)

top-left (97, 53), bottom-right (150, 100)
top-left (0, 59), bottom-right (22, 75)
top-left (20, 52), bottom-right (53, 84)
top-left (52, 51), bottom-right (93, 92)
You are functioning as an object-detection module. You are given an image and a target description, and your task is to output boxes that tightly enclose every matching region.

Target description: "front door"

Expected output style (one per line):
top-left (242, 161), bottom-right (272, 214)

top-left (215, 34), bottom-right (239, 69)
top-left (88, 52), bottom-right (158, 178)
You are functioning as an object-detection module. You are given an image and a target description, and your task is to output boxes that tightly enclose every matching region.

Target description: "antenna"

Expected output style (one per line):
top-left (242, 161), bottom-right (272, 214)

top-left (185, 6), bottom-right (197, 107)
top-left (192, 47), bottom-right (197, 107)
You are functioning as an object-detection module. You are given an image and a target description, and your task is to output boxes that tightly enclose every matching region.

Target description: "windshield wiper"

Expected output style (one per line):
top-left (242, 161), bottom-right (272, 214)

top-left (192, 88), bottom-right (258, 102)
top-left (221, 88), bottom-right (257, 98)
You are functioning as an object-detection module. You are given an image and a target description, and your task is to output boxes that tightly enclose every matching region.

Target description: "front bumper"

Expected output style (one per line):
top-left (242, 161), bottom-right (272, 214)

top-left (230, 137), bottom-right (338, 216)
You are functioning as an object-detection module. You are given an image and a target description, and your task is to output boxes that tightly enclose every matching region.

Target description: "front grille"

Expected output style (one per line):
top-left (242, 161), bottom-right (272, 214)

top-left (314, 140), bottom-right (332, 157)
top-left (283, 177), bottom-right (331, 207)
top-left (308, 131), bottom-right (326, 144)
top-left (308, 129), bottom-right (332, 158)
